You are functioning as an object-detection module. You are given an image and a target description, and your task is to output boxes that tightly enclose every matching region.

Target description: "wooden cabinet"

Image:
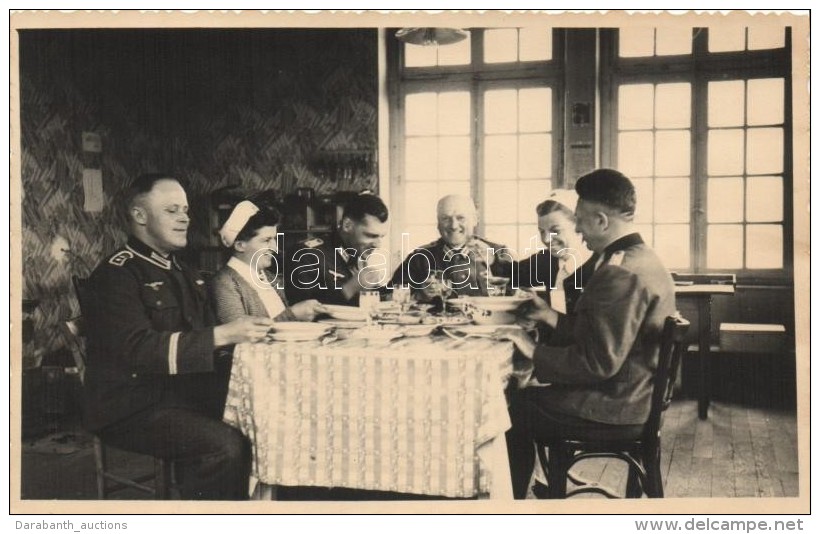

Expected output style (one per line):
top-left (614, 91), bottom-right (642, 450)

top-left (198, 188), bottom-right (366, 275)
top-left (279, 191), bottom-right (363, 251)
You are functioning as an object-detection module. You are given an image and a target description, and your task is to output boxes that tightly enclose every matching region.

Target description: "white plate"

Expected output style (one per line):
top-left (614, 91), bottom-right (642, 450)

top-left (346, 325), bottom-right (404, 341)
top-left (400, 324), bottom-right (437, 337)
top-left (268, 333), bottom-right (323, 342)
top-left (318, 318), bottom-right (369, 329)
top-left (374, 302), bottom-right (403, 313)
top-left (267, 321), bottom-right (333, 341)
top-left (270, 322), bottom-right (331, 332)
top-left (377, 311), bottom-right (427, 325)
top-left (267, 331), bottom-right (332, 342)
top-left (445, 297), bottom-right (472, 311)
top-left (322, 304), bottom-right (370, 322)
top-left (427, 314), bottom-right (473, 326)
top-left (444, 324), bottom-right (523, 337)
top-left (267, 322), bottom-right (332, 342)
top-left (465, 296), bottom-right (529, 311)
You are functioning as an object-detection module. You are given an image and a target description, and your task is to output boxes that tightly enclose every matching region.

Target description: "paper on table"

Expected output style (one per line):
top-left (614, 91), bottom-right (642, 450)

top-left (82, 168), bottom-right (104, 212)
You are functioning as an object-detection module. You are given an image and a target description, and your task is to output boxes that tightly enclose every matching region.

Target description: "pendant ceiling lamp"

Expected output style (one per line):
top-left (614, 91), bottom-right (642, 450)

top-left (395, 27), bottom-right (468, 46)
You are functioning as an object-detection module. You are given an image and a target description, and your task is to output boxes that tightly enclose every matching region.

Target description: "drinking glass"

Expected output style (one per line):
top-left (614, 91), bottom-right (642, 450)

top-left (393, 285), bottom-right (412, 312)
top-left (487, 277), bottom-right (510, 297)
top-left (360, 290), bottom-right (381, 325)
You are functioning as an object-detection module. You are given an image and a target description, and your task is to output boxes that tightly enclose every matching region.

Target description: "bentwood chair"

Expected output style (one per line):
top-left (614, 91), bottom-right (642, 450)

top-left (68, 276), bottom-right (175, 499)
top-left (535, 314), bottom-right (690, 498)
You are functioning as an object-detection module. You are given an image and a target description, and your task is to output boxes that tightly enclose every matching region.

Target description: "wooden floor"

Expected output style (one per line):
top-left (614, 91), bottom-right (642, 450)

top-left (20, 398), bottom-right (799, 500)
top-left (557, 399), bottom-right (799, 499)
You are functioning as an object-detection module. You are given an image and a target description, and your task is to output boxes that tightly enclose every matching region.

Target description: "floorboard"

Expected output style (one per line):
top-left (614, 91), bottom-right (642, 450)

top-left (20, 399), bottom-right (799, 500)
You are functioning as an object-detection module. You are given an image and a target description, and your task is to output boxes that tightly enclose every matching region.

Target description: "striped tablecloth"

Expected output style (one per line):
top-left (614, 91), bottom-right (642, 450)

top-left (223, 335), bottom-right (515, 498)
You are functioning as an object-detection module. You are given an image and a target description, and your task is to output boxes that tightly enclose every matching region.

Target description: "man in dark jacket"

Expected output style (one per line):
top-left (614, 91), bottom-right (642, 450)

top-left (83, 173), bottom-right (272, 500)
top-left (500, 169), bottom-right (677, 499)
top-left (285, 193), bottom-right (389, 306)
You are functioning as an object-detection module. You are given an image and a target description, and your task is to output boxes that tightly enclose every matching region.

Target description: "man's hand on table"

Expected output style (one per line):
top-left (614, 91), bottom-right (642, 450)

top-left (523, 291), bottom-right (559, 328)
top-left (214, 316), bottom-right (274, 346)
top-left (493, 326), bottom-right (536, 359)
top-left (341, 264), bottom-right (384, 299)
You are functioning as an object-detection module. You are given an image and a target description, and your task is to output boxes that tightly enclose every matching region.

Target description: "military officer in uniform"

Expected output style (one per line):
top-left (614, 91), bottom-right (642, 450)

top-left (284, 192), bottom-right (389, 306)
top-left (82, 173), bottom-right (271, 500)
top-left (497, 169), bottom-right (677, 499)
top-left (391, 194), bottom-right (514, 301)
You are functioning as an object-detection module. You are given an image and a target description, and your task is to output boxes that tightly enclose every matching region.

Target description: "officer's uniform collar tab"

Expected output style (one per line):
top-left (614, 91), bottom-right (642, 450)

top-left (603, 232), bottom-right (644, 258)
top-left (126, 237), bottom-right (177, 270)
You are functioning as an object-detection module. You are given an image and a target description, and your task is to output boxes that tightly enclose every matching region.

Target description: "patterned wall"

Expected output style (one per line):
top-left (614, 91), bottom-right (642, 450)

top-left (18, 29), bottom-right (378, 367)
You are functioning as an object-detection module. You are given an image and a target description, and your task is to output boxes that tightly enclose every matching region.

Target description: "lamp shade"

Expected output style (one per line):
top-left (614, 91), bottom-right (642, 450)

top-left (395, 27), bottom-right (468, 46)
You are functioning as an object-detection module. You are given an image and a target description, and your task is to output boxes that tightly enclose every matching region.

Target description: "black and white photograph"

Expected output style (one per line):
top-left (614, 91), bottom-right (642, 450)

top-left (9, 10), bottom-right (810, 515)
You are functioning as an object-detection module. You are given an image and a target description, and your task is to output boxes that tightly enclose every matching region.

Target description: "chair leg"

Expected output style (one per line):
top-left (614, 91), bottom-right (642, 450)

top-left (536, 444), bottom-right (549, 482)
top-left (626, 468), bottom-right (643, 498)
top-left (93, 436), bottom-right (107, 499)
top-left (644, 448), bottom-right (664, 498)
top-left (547, 444), bottom-right (569, 499)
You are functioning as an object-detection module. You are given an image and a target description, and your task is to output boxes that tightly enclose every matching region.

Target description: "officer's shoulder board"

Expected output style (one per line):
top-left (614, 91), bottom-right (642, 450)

top-left (481, 237), bottom-right (507, 250)
top-left (108, 249), bottom-right (134, 267)
top-left (301, 237), bottom-right (324, 249)
top-left (418, 239), bottom-right (439, 250)
top-left (609, 250), bottom-right (626, 267)
top-left (467, 236), bottom-right (495, 249)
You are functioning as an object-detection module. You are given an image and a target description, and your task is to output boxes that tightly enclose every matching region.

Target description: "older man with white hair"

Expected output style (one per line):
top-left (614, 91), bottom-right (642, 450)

top-left (391, 194), bottom-right (513, 300)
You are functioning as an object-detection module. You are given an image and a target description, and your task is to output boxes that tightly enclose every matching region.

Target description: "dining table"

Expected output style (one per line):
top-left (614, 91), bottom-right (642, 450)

top-left (222, 330), bottom-right (520, 500)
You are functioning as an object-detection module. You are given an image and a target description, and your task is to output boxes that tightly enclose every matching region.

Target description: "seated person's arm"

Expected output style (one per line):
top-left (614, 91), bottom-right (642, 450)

top-left (503, 267), bottom-right (649, 385)
top-left (271, 276), bottom-right (325, 322)
top-left (90, 267), bottom-right (269, 376)
top-left (531, 267), bottom-right (649, 385)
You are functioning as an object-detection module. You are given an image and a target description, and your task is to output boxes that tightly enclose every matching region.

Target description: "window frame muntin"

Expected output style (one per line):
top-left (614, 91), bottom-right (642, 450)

top-left (600, 27), bottom-right (793, 282)
top-left (390, 28), bottom-right (565, 253)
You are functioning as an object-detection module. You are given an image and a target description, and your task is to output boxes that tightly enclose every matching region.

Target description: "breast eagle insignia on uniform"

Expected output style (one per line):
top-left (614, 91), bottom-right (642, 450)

top-left (144, 281), bottom-right (164, 291)
top-left (108, 250), bottom-right (134, 266)
top-left (302, 238), bottom-right (324, 248)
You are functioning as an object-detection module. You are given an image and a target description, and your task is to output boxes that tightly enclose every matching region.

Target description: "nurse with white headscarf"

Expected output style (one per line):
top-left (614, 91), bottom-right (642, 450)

top-left (210, 200), bottom-right (325, 324)
top-left (515, 189), bottom-right (594, 315)
top-left (512, 188), bottom-right (596, 498)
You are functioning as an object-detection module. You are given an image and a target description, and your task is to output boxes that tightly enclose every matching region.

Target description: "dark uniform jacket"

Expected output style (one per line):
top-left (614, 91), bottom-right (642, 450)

top-left (284, 234), bottom-right (372, 306)
top-left (390, 236), bottom-right (514, 298)
top-left (529, 233), bottom-right (676, 425)
top-left (82, 237), bottom-right (221, 433)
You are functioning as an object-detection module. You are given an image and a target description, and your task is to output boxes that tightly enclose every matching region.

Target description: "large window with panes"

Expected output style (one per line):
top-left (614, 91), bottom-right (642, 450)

top-left (602, 26), bottom-right (792, 277)
top-left (389, 28), bottom-right (562, 258)
top-left (389, 26), bottom-right (792, 278)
